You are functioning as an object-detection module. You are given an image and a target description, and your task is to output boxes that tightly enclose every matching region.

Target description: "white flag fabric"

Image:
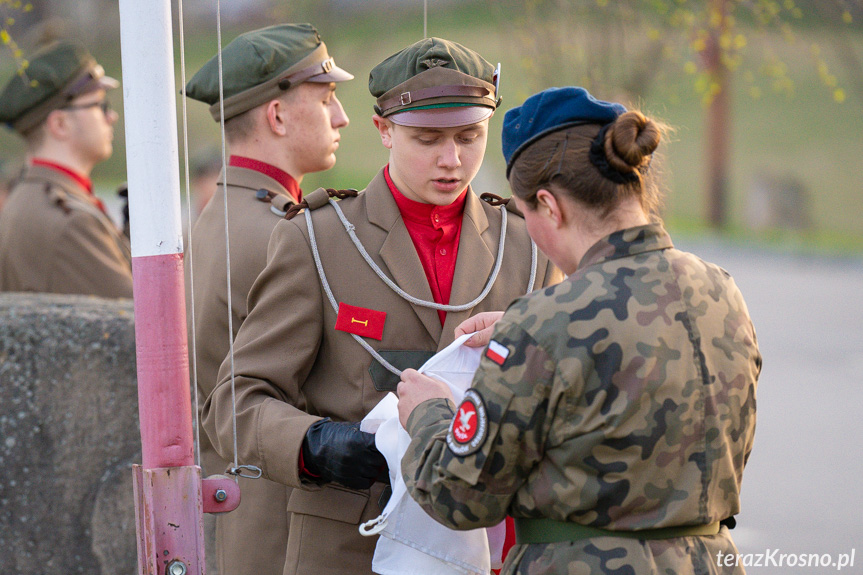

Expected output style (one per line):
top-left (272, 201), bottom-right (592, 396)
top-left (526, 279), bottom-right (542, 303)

top-left (359, 333), bottom-right (506, 575)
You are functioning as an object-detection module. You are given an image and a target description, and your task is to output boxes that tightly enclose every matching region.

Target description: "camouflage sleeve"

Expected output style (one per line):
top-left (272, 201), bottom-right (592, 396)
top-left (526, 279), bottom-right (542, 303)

top-left (402, 315), bottom-right (558, 530)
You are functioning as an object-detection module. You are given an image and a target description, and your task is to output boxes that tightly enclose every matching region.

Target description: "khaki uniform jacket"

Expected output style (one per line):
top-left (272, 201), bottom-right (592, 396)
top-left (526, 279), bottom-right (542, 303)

top-left (0, 165), bottom-right (132, 297)
top-left (403, 224), bottom-right (762, 575)
top-left (187, 166), bottom-right (296, 575)
top-left (202, 168), bottom-right (563, 575)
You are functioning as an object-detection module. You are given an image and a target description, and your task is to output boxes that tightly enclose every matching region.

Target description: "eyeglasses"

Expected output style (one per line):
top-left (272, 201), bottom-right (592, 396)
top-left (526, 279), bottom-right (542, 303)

top-left (62, 100), bottom-right (112, 115)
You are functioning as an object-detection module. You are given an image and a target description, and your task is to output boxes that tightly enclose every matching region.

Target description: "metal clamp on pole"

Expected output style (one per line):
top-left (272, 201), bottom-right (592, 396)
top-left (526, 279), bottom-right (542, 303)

top-left (202, 474), bottom-right (241, 513)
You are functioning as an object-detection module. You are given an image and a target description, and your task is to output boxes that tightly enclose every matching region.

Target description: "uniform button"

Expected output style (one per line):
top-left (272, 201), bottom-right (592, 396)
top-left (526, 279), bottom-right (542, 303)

top-left (433, 214), bottom-right (440, 223)
top-left (440, 248), bottom-right (447, 256)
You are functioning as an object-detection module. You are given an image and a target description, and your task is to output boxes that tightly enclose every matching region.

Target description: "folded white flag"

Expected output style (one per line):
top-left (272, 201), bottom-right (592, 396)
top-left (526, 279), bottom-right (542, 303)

top-left (359, 333), bottom-right (506, 575)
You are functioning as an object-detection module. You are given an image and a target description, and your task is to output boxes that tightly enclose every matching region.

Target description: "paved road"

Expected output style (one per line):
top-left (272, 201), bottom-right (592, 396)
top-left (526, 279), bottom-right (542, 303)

top-left (676, 239), bottom-right (863, 573)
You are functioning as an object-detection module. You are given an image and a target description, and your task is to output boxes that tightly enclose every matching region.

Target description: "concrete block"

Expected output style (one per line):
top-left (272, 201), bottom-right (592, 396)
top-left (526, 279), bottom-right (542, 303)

top-left (0, 293), bottom-right (139, 575)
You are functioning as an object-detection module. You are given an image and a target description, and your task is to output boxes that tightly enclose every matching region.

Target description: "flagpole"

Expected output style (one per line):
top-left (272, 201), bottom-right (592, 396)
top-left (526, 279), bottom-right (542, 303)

top-left (120, 0), bottom-right (189, 473)
top-left (117, 0), bottom-right (234, 572)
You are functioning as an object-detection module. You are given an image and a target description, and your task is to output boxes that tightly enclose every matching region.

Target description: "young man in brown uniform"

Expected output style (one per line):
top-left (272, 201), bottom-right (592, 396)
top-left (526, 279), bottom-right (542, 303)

top-left (0, 41), bottom-right (131, 297)
top-left (202, 38), bottom-right (564, 575)
top-left (183, 23), bottom-right (352, 575)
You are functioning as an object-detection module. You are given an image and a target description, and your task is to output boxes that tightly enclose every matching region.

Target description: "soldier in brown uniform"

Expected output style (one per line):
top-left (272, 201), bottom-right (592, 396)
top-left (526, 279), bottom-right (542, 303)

top-left (183, 24), bottom-right (352, 575)
top-left (202, 38), bottom-right (563, 575)
top-left (0, 41), bottom-right (131, 297)
top-left (397, 87), bottom-right (762, 575)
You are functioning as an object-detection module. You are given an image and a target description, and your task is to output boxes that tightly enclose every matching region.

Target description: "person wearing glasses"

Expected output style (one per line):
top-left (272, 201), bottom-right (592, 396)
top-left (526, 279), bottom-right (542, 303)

top-left (0, 40), bottom-right (131, 297)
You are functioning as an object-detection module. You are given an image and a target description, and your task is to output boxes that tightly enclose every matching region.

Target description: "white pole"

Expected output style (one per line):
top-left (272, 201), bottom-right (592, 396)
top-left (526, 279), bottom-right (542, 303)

top-left (119, 0), bottom-right (184, 257)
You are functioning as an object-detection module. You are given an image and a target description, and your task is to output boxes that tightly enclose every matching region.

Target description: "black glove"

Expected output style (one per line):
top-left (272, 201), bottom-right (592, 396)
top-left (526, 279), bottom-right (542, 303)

top-left (301, 419), bottom-right (388, 490)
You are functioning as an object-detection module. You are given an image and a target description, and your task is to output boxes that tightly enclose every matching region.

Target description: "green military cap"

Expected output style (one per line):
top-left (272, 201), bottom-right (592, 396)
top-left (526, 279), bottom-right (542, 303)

top-left (369, 37), bottom-right (500, 128)
top-left (185, 23), bottom-right (353, 122)
top-left (0, 41), bottom-right (119, 135)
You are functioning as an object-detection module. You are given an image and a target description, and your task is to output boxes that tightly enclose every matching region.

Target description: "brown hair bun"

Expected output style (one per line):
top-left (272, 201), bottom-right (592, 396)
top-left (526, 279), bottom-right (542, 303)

top-left (603, 111), bottom-right (661, 175)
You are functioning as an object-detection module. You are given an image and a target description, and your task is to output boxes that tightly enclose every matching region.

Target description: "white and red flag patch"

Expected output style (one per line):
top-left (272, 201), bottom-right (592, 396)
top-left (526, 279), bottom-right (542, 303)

top-left (485, 340), bottom-right (510, 365)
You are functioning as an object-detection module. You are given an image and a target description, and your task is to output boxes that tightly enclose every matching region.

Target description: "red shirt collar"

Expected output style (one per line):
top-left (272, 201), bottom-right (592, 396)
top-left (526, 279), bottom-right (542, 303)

top-left (384, 165), bottom-right (466, 225)
top-left (30, 158), bottom-right (93, 193)
top-left (229, 155), bottom-right (302, 204)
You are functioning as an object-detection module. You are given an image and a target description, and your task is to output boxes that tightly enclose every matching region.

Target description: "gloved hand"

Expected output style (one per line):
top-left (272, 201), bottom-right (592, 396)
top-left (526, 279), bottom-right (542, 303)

top-left (301, 418), bottom-right (389, 490)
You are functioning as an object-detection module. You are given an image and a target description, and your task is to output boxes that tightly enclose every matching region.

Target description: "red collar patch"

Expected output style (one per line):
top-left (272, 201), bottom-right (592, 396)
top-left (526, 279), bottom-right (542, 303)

top-left (229, 155), bottom-right (302, 204)
top-left (446, 389), bottom-right (488, 457)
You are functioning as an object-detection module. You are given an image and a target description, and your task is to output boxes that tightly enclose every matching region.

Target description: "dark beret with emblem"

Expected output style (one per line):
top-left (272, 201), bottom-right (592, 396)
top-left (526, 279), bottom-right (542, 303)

top-left (185, 23), bottom-right (353, 122)
top-left (0, 41), bottom-right (119, 134)
top-left (502, 86), bottom-right (626, 176)
top-left (368, 37), bottom-right (500, 128)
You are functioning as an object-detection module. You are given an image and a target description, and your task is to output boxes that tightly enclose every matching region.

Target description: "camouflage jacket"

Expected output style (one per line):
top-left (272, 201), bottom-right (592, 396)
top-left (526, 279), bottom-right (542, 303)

top-left (403, 223), bottom-right (761, 575)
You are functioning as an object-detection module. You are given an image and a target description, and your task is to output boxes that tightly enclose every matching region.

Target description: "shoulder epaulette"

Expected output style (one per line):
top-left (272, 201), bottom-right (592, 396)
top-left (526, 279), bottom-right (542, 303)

top-left (255, 188), bottom-right (295, 217)
top-left (480, 192), bottom-right (523, 217)
top-left (284, 187), bottom-right (359, 220)
top-left (44, 183), bottom-right (72, 215)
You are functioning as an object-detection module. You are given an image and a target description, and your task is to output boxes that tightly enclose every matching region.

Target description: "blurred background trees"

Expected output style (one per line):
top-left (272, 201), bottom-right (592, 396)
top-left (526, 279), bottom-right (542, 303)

top-left (1, 0), bottom-right (861, 248)
top-left (492, 0), bottom-right (862, 229)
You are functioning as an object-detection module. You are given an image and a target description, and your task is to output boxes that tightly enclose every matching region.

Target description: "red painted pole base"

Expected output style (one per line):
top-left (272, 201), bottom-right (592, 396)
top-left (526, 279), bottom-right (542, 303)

top-left (133, 465), bottom-right (206, 575)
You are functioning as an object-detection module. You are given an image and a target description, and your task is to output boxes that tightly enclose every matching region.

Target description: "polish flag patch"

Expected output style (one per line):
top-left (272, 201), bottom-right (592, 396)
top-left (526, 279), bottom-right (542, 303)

top-left (485, 340), bottom-right (510, 365)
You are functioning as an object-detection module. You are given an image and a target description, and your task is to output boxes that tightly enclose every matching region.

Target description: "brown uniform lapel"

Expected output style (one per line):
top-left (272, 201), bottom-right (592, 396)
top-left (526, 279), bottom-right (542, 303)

top-left (440, 190), bottom-right (495, 348)
top-left (364, 171), bottom-right (442, 343)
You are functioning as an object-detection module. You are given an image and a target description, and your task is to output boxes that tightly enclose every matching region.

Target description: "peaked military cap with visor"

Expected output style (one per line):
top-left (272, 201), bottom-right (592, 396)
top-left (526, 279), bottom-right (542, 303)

top-left (184, 23), bottom-right (353, 122)
top-left (0, 41), bottom-right (119, 135)
top-left (369, 37), bottom-right (501, 128)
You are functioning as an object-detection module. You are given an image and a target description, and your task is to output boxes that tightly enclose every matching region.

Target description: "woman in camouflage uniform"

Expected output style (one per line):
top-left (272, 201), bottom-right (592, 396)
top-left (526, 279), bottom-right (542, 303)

top-left (397, 87), bottom-right (761, 575)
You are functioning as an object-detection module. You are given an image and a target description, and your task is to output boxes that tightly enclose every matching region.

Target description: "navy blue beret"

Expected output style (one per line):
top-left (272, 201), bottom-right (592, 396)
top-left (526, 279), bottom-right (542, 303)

top-left (502, 86), bottom-right (626, 176)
